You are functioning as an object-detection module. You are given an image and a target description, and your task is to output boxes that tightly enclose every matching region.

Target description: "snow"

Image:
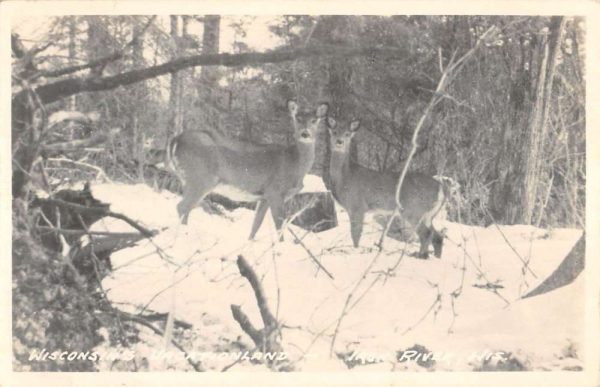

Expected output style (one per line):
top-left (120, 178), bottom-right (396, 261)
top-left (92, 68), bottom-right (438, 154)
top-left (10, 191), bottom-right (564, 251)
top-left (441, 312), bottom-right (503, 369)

top-left (300, 174), bottom-right (328, 193)
top-left (89, 182), bottom-right (584, 371)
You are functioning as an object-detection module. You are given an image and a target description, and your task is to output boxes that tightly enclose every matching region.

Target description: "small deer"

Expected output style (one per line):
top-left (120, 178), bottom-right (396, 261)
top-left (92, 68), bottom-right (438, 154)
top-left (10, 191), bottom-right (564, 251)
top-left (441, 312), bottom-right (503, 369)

top-left (327, 117), bottom-right (448, 258)
top-left (166, 101), bottom-right (329, 240)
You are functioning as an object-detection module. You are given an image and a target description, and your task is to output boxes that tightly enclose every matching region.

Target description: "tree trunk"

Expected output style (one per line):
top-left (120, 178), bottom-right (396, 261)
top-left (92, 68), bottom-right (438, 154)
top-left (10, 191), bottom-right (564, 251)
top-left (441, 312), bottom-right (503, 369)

top-left (196, 15), bottom-right (221, 130)
top-left (132, 21), bottom-right (145, 68)
top-left (85, 16), bottom-right (109, 77)
top-left (168, 16), bottom-right (182, 136)
top-left (67, 17), bottom-right (78, 110)
top-left (490, 17), bottom-right (565, 225)
top-left (132, 19), bottom-right (147, 178)
top-left (521, 16), bottom-right (566, 224)
top-left (200, 15), bottom-right (221, 89)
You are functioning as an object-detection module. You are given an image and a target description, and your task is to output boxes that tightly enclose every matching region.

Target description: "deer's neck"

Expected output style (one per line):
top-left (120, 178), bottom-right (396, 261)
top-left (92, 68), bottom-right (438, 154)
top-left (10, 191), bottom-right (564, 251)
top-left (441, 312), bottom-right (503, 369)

top-left (294, 141), bottom-right (316, 175)
top-left (329, 150), bottom-right (352, 197)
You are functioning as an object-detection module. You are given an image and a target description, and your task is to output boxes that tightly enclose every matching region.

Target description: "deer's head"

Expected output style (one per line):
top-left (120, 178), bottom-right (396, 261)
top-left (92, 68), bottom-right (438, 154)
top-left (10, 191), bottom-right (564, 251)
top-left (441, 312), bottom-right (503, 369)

top-left (288, 101), bottom-right (329, 144)
top-left (327, 116), bottom-right (361, 154)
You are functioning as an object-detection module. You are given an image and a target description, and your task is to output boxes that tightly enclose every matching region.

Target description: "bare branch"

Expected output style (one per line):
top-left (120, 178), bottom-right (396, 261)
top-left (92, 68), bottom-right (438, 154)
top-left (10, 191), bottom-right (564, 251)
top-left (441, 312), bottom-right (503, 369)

top-left (36, 197), bottom-right (155, 237)
top-left (14, 45), bottom-right (406, 107)
top-left (230, 305), bottom-right (263, 346)
top-left (11, 33), bottom-right (27, 58)
top-left (236, 255), bottom-right (277, 328)
top-left (35, 227), bottom-right (141, 238)
top-left (230, 255), bottom-right (289, 370)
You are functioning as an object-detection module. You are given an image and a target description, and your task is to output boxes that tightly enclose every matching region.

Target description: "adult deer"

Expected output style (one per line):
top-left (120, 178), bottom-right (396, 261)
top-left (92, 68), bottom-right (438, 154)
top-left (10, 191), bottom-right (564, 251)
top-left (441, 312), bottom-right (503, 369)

top-left (327, 117), bottom-right (449, 258)
top-left (166, 101), bottom-right (329, 240)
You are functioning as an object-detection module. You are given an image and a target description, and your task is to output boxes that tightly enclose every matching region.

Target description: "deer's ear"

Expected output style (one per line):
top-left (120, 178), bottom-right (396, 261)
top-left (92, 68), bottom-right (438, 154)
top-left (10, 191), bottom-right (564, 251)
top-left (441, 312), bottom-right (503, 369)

top-left (327, 117), bottom-right (337, 128)
top-left (287, 100), bottom-right (299, 116)
top-left (316, 103), bottom-right (329, 118)
top-left (350, 120), bottom-right (361, 132)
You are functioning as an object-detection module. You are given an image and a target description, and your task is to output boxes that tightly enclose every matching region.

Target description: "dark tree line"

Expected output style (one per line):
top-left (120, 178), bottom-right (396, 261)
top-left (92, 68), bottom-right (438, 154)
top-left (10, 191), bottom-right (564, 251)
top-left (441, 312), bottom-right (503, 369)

top-left (13, 16), bottom-right (585, 229)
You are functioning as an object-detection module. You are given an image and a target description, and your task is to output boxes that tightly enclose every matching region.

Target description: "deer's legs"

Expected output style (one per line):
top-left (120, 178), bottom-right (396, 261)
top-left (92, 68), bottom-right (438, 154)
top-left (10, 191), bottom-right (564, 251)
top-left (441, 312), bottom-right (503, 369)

top-left (431, 229), bottom-right (444, 258)
top-left (177, 178), bottom-right (216, 224)
top-left (249, 199), bottom-right (270, 240)
top-left (349, 210), bottom-right (365, 248)
top-left (416, 223), bottom-right (433, 259)
top-left (268, 196), bottom-right (286, 242)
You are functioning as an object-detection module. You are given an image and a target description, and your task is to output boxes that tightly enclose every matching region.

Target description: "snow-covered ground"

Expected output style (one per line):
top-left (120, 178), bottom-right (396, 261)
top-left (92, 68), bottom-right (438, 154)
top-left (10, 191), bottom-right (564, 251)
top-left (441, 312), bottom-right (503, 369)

top-left (88, 179), bottom-right (584, 372)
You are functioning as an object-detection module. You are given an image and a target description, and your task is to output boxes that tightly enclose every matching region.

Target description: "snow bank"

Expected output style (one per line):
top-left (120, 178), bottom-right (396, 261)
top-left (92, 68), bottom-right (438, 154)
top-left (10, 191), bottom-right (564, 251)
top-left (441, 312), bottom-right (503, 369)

top-left (299, 174), bottom-right (328, 193)
top-left (90, 182), bottom-right (584, 371)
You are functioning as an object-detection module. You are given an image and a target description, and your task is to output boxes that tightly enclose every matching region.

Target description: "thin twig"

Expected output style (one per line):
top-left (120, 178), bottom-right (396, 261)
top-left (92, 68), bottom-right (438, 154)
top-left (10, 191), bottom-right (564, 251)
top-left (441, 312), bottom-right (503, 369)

top-left (448, 253), bottom-right (467, 333)
top-left (329, 249), bottom-right (383, 356)
top-left (443, 236), bottom-right (510, 305)
top-left (288, 228), bottom-right (335, 280)
top-left (117, 312), bottom-right (204, 371)
top-left (484, 210), bottom-right (538, 279)
top-left (271, 244), bottom-right (282, 322)
top-left (400, 286), bottom-right (442, 335)
top-left (138, 269), bottom-right (195, 315)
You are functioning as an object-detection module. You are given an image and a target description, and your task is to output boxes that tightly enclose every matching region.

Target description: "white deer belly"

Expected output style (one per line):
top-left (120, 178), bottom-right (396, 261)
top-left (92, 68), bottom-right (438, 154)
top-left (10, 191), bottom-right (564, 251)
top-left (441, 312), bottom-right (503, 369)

top-left (368, 207), bottom-right (395, 216)
top-left (212, 183), bottom-right (262, 202)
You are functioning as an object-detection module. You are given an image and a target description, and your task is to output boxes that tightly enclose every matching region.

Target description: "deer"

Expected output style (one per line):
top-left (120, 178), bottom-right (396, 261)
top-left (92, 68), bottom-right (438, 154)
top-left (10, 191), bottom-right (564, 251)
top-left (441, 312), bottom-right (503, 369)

top-left (327, 117), bottom-right (450, 259)
top-left (166, 101), bottom-right (329, 240)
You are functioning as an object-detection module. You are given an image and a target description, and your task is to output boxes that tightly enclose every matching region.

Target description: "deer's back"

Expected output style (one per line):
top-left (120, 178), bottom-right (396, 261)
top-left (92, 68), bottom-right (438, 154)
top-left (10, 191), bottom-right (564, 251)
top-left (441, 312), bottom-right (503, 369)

top-left (336, 164), bottom-right (443, 226)
top-left (172, 130), bottom-right (301, 197)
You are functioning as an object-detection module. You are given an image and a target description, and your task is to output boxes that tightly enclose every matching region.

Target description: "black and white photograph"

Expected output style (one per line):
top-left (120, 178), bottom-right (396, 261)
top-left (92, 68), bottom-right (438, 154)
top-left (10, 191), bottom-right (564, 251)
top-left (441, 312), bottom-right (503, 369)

top-left (2, 1), bottom-right (599, 385)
